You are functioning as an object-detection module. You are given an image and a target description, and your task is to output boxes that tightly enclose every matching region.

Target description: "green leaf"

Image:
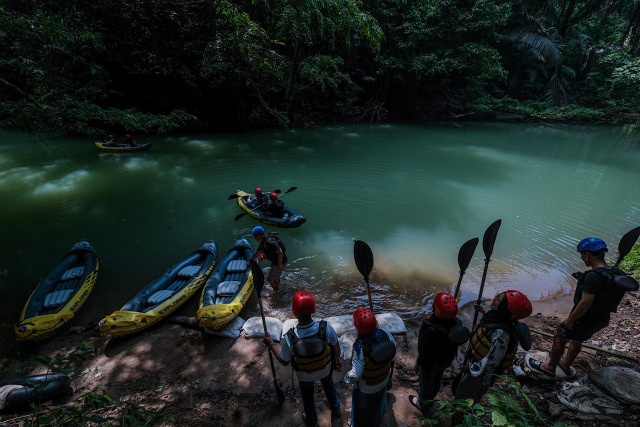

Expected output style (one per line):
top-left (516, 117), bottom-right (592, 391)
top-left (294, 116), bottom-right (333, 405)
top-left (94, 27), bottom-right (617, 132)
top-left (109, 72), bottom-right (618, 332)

top-left (492, 410), bottom-right (508, 426)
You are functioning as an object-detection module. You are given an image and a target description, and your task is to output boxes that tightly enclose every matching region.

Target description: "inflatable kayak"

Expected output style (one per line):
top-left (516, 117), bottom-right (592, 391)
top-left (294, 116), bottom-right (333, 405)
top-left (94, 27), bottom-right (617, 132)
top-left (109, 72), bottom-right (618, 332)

top-left (197, 237), bottom-right (254, 330)
top-left (0, 374), bottom-right (71, 411)
top-left (235, 190), bottom-right (306, 228)
top-left (94, 141), bottom-right (152, 152)
top-left (16, 240), bottom-right (99, 341)
top-left (99, 240), bottom-right (218, 336)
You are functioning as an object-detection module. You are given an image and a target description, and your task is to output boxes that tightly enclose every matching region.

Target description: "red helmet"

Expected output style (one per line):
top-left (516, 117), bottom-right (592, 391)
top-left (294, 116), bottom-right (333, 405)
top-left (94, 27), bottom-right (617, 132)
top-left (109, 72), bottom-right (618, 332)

top-left (353, 308), bottom-right (377, 336)
top-left (270, 192), bottom-right (278, 201)
top-left (126, 134), bottom-right (131, 138)
top-left (255, 187), bottom-right (263, 195)
top-left (433, 292), bottom-right (458, 319)
top-left (292, 291), bottom-right (316, 316)
top-left (108, 135), bottom-right (113, 138)
top-left (505, 290), bottom-right (532, 320)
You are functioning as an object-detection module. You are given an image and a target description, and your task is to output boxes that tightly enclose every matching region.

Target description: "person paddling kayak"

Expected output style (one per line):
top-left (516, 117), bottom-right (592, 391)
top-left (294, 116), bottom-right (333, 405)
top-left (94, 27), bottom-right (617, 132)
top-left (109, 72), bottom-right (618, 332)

top-left (531, 238), bottom-right (629, 378)
top-left (410, 293), bottom-right (470, 417)
top-left (262, 291), bottom-right (342, 427)
top-left (454, 290), bottom-right (532, 403)
top-left (344, 308), bottom-right (397, 427)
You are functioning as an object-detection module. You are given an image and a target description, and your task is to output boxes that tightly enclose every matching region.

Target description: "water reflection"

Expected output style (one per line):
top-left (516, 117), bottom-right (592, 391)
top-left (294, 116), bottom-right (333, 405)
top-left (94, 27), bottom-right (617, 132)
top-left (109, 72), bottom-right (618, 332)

top-left (0, 123), bottom-right (639, 327)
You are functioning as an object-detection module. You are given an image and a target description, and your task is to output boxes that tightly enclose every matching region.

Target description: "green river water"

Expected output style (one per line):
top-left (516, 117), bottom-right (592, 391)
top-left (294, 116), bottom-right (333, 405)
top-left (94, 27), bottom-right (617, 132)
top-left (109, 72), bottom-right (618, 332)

top-left (1, 122), bottom-right (639, 327)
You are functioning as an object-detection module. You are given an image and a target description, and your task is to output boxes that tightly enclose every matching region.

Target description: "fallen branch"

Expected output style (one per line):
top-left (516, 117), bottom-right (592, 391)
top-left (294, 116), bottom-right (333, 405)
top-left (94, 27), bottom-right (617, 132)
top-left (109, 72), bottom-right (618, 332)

top-left (530, 328), bottom-right (638, 362)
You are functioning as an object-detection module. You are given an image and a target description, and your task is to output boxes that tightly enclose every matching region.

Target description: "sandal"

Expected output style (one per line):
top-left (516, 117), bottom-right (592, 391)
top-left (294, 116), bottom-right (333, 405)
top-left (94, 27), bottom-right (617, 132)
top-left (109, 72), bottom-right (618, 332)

top-left (409, 395), bottom-right (422, 411)
top-left (557, 363), bottom-right (574, 378)
top-left (347, 419), bottom-right (352, 427)
top-left (529, 359), bottom-right (555, 377)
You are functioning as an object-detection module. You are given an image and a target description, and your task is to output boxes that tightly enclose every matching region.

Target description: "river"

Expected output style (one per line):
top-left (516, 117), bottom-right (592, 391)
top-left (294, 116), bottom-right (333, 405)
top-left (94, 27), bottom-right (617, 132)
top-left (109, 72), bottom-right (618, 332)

top-left (0, 122), bottom-right (639, 327)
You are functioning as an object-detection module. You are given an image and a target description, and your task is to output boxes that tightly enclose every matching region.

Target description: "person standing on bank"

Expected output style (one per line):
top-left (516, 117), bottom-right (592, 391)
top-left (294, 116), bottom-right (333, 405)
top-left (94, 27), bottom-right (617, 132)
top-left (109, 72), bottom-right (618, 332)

top-left (454, 290), bottom-right (532, 404)
top-left (247, 226), bottom-right (287, 291)
top-left (531, 238), bottom-right (630, 377)
top-left (344, 308), bottom-right (397, 427)
top-left (262, 291), bottom-right (342, 427)
top-left (410, 293), bottom-right (470, 417)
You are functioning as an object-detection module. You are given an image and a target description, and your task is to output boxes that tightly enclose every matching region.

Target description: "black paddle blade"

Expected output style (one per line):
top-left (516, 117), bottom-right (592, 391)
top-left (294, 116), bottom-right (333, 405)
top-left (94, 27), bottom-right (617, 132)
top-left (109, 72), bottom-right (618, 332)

top-left (458, 237), bottom-right (479, 273)
top-left (354, 240), bottom-right (374, 281)
top-left (234, 212), bottom-right (247, 221)
top-left (272, 189), bottom-right (281, 194)
top-left (250, 259), bottom-right (265, 294)
top-left (284, 186), bottom-right (297, 195)
top-left (275, 382), bottom-right (285, 405)
top-left (618, 226), bottom-right (640, 263)
top-left (228, 194), bottom-right (241, 200)
top-left (482, 219), bottom-right (502, 260)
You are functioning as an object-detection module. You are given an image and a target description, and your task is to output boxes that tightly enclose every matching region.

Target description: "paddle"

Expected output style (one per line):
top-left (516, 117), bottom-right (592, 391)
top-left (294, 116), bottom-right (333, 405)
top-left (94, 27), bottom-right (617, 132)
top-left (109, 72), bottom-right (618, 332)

top-left (453, 237), bottom-right (479, 300)
top-left (471, 219), bottom-right (502, 330)
top-left (614, 226), bottom-right (640, 268)
top-left (354, 240), bottom-right (374, 311)
top-left (228, 189), bottom-right (282, 201)
top-left (233, 187), bottom-right (298, 221)
top-left (249, 259), bottom-right (285, 405)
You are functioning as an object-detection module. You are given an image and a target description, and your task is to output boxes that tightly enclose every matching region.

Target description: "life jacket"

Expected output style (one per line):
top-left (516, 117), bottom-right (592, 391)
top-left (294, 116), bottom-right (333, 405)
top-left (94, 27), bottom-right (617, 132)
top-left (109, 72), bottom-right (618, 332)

top-left (468, 322), bottom-right (518, 372)
top-left (355, 331), bottom-right (397, 387)
top-left (582, 267), bottom-right (639, 315)
top-left (262, 232), bottom-right (287, 264)
top-left (286, 321), bottom-right (332, 374)
top-left (269, 200), bottom-right (285, 218)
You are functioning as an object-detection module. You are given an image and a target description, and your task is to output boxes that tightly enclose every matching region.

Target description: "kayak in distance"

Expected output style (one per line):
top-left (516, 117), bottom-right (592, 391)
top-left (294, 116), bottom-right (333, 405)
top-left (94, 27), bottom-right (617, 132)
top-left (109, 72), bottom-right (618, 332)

top-left (94, 141), bottom-right (152, 152)
top-left (235, 190), bottom-right (306, 228)
top-left (197, 237), bottom-right (255, 330)
top-left (99, 240), bottom-right (218, 336)
top-left (15, 240), bottom-right (99, 341)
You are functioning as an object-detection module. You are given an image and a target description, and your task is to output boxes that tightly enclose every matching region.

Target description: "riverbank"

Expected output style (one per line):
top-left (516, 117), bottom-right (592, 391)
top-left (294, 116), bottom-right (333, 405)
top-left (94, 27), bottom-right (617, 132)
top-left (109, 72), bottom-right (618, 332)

top-left (1, 291), bottom-right (639, 426)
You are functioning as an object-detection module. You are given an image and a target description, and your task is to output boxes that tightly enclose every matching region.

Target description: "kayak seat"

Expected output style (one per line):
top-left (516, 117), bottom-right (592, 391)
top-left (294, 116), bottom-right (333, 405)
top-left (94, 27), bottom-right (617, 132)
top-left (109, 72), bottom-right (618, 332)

top-left (43, 289), bottom-right (74, 309)
top-left (147, 290), bottom-right (174, 306)
top-left (178, 265), bottom-right (200, 278)
top-left (226, 260), bottom-right (246, 273)
top-left (60, 267), bottom-right (84, 281)
top-left (217, 281), bottom-right (241, 297)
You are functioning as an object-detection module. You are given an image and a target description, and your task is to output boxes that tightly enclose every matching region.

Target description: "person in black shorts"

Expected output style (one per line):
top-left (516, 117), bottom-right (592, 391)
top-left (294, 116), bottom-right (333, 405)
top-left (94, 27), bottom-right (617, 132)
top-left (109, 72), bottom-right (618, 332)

top-left (530, 237), bottom-right (625, 377)
top-left (247, 226), bottom-right (287, 291)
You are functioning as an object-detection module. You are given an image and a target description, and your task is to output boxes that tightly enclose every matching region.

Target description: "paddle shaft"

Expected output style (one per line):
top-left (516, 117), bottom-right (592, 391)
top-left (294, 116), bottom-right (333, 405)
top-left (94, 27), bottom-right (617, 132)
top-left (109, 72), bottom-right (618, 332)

top-left (365, 279), bottom-right (373, 311)
top-left (471, 259), bottom-right (491, 328)
top-left (258, 296), bottom-right (281, 386)
top-left (530, 328), bottom-right (638, 361)
top-left (453, 272), bottom-right (465, 301)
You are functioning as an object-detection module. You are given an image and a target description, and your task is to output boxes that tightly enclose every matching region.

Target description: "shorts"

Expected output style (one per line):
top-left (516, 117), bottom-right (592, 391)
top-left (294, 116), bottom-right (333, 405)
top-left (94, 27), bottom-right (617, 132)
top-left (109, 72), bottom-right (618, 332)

top-left (267, 263), bottom-right (286, 283)
top-left (556, 316), bottom-right (609, 342)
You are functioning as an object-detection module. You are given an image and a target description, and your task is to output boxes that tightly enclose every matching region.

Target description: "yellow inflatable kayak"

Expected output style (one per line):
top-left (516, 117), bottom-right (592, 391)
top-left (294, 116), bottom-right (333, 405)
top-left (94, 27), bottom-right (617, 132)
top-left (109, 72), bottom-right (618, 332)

top-left (16, 240), bottom-right (99, 341)
top-left (99, 240), bottom-right (217, 336)
top-left (197, 237), bottom-right (255, 330)
top-left (94, 141), bottom-right (152, 152)
top-left (235, 190), bottom-right (306, 228)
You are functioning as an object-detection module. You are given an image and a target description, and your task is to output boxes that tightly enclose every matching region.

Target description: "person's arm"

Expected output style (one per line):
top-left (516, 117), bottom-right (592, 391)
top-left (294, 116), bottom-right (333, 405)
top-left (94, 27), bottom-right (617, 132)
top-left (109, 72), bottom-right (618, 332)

top-left (276, 248), bottom-right (284, 272)
top-left (262, 333), bottom-right (290, 366)
top-left (564, 292), bottom-right (595, 328)
top-left (344, 344), bottom-right (365, 383)
top-left (246, 249), bottom-right (262, 266)
top-left (332, 342), bottom-right (342, 370)
top-left (325, 325), bottom-right (342, 370)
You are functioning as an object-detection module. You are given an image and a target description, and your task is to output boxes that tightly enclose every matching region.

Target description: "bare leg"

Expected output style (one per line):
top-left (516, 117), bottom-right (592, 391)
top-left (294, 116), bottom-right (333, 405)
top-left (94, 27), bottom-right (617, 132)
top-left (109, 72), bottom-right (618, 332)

top-left (540, 334), bottom-right (569, 374)
top-left (269, 280), bottom-right (279, 292)
top-left (559, 340), bottom-right (582, 370)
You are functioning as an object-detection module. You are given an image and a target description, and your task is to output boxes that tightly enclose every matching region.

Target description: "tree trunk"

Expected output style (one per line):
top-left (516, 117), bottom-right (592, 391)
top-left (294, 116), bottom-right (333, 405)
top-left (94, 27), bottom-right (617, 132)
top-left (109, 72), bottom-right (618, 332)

top-left (558, 0), bottom-right (578, 42)
top-left (283, 38), bottom-right (299, 103)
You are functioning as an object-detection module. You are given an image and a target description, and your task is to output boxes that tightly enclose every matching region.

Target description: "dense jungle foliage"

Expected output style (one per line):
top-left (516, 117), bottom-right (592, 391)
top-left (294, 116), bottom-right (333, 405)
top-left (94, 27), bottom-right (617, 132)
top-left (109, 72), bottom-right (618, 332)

top-left (1, 0), bottom-right (640, 135)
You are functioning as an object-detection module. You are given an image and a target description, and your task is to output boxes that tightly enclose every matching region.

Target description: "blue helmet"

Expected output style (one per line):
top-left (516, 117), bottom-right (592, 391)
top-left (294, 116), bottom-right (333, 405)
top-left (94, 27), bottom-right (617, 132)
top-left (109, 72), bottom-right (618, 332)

top-left (252, 226), bottom-right (265, 236)
top-left (577, 237), bottom-right (608, 252)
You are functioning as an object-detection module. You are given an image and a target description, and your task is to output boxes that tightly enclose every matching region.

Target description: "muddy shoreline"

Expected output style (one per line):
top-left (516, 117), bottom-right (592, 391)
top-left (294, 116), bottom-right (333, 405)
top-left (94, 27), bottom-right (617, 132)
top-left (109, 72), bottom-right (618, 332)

top-left (1, 291), bottom-right (639, 426)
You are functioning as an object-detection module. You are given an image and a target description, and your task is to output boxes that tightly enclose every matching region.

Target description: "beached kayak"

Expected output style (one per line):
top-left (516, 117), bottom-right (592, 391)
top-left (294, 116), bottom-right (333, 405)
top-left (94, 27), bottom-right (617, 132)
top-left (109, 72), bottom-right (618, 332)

top-left (0, 374), bottom-right (71, 411)
top-left (94, 141), bottom-right (152, 152)
top-left (99, 240), bottom-right (218, 336)
top-left (16, 240), bottom-right (99, 341)
top-left (235, 190), bottom-right (306, 228)
top-left (197, 237), bottom-right (254, 330)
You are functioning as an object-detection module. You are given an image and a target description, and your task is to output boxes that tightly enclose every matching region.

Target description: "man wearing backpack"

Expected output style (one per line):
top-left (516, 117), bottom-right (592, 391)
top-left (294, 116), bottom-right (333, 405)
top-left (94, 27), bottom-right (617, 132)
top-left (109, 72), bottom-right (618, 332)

top-left (262, 291), bottom-right (342, 427)
top-left (532, 238), bottom-right (633, 377)
top-left (410, 293), bottom-right (469, 417)
top-left (247, 226), bottom-right (287, 291)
